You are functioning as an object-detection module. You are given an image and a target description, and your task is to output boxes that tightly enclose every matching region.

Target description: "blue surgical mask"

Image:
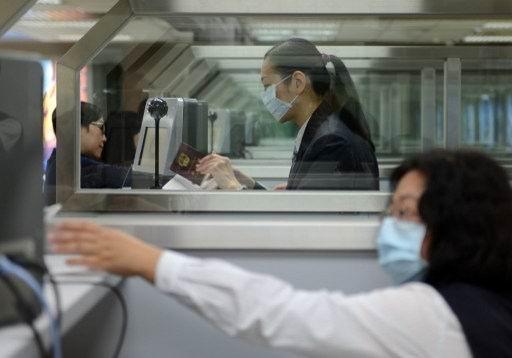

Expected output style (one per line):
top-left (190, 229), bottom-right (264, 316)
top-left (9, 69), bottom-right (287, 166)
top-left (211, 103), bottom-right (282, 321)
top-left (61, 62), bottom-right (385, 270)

top-left (377, 217), bottom-right (427, 284)
top-left (261, 75), bottom-right (298, 122)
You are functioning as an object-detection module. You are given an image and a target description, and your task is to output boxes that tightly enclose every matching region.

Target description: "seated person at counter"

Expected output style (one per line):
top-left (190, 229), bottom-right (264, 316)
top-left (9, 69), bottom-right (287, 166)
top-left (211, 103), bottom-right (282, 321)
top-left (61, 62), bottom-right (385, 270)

top-left (101, 106), bottom-right (144, 167)
top-left (196, 38), bottom-right (379, 191)
top-left (50, 149), bottom-right (512, 358)
top-left (44, 102), bottom-right (131, 205)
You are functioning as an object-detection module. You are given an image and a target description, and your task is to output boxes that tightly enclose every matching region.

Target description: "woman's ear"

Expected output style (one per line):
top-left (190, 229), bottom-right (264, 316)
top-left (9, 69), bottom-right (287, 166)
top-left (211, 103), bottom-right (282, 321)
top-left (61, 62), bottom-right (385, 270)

top-left (291, 70), bottom-right (307, 94)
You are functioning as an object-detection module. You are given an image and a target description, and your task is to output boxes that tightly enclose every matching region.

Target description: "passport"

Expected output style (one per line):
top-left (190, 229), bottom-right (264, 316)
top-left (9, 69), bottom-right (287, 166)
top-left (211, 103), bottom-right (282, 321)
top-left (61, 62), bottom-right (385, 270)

top-left (170, 143), bottom-right (206, 185)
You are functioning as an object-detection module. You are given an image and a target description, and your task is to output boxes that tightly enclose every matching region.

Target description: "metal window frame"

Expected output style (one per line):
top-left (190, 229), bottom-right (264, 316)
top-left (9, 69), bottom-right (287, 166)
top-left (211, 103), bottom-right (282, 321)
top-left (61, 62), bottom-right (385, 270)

top-left (0, 0), bottom-right (38, 38)
top-left (57, 0), bottom-right (512, 213)
top-left (128, 0), bottom-right (512, 15)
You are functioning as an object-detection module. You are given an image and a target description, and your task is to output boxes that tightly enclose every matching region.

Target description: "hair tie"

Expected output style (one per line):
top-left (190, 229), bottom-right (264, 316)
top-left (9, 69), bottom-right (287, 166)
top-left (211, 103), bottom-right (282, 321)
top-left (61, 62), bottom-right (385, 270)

top-left (321, 53), bottom-right (330, 65)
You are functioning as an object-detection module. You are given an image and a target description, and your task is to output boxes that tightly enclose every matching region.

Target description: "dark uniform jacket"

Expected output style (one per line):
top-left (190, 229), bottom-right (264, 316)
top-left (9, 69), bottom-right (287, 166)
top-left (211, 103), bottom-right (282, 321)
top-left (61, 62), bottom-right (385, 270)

top-left (434, 283), bottom-right (512, 358)
top-left (44, 148), bottom-right (131, 205)
top-left (286, 101), bottom-right (379, 190)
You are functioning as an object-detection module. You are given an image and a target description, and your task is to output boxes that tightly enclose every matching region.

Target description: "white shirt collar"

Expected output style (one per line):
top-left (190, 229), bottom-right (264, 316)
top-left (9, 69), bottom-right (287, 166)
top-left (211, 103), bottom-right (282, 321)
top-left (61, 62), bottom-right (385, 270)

top-left (294, 116), bottom-right (311, 153)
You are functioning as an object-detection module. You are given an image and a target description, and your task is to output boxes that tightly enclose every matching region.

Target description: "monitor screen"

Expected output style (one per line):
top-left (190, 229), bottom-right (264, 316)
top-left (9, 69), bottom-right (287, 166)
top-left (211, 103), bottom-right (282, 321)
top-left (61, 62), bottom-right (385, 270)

top-left (0, 57), bottom-right (44, 260)
top-left (138, 126), bottom-right (170, 170)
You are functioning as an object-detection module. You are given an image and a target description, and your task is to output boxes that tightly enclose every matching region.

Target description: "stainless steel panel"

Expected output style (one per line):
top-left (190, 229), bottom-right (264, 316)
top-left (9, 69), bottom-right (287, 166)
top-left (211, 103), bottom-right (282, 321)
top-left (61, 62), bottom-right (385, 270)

top-left (60, 190), bottom-right (389, 213)
top-left (191, 46), bottom-right (512, 61)
top-left (57, 0), bottom-right (133, 205)
top-left (59, 0), bottom-right (133, 70)
top-left (421, 67), bottom-right (437, 150)
top-left (56, 64), bottom-right (79, 205)
top-left (0, 0), bottom-right (37, 38)
top-left (63, 213), bottom-right (382, 250)
top-left (129, 0), bottom-right (512, 15)
top-left (444, 58), bottom-right (462, 148)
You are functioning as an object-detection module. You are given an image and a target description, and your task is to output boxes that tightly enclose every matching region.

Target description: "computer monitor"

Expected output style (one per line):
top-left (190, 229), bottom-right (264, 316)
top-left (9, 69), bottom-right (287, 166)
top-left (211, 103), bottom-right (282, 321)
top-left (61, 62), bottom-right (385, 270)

top-left (0, 56), bottom-right (44, 260)
top-left (0, 55), bottom-right (44, 325)
top-left (132, 97), bottom-right (208, 177)
top-left (210, 109), bottom-right (246, 158)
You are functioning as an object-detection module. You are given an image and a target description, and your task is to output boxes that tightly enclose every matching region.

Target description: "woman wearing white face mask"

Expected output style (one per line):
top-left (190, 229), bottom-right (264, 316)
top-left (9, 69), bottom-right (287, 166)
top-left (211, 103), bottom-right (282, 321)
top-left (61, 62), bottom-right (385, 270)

top-left (196, 38), bottom-right (379, 191)
top-left (51, 150), bottom-right (512, 358)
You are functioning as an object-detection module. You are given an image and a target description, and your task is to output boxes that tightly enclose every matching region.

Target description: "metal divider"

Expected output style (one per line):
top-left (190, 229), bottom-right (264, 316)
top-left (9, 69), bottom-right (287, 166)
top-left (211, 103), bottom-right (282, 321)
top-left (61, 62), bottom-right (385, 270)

top-left (421, 68), bottom-right (437, 150)
top-left (444, 58), bottom-right (462, 148)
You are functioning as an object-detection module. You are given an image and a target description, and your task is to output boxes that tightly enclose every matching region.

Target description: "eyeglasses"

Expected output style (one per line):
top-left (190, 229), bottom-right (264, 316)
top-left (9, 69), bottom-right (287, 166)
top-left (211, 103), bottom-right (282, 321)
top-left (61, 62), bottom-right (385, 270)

top-left (383, 204), bottom-right (420, 222)
top-left (90, 120), bottom-right (105, 134)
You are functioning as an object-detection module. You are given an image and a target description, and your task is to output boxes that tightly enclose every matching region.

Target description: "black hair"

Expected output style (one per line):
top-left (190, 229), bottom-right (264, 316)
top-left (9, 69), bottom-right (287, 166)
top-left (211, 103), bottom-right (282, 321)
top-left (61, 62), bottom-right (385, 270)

top-left (102, 108), bottom-right (144, 165)
top-left (390, 149), bottom-right (512, 292)
top-left (80, 101), bottom-right (103, 128)
top-left (51, 101), bottom-right (103, 135)
top-left (264, 38), bottom-right (374, 149)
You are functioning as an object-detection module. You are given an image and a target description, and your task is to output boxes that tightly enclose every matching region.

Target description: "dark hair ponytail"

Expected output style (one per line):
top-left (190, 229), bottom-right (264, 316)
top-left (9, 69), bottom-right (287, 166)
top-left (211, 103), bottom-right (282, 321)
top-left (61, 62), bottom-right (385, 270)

top-left (325, 55), bottom-right (375, 150)
top-left (265, 38), bottom-right (374, 150)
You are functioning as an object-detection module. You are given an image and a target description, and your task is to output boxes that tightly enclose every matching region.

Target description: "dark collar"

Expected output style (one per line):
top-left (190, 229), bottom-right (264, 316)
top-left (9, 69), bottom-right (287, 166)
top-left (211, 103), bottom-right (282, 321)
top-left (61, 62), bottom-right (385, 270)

top-left (296, 100), bottom-right (333, 160)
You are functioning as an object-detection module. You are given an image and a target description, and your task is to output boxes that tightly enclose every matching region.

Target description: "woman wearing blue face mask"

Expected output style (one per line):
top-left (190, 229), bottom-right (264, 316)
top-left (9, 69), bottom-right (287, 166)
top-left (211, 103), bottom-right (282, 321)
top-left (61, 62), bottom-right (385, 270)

top-left (196, 38), bottom-right (379, 191)
top-left (51, 150), bottom-right (512, 358)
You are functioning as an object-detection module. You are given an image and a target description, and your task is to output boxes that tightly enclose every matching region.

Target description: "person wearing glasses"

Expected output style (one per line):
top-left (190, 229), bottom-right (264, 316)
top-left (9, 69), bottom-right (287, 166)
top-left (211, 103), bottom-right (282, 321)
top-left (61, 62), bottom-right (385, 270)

top-left (51, 149), bottom-right (512, 358)
top-left (196, 38), bottom-right (379, 191)
top-left (44, 102), bottom-right (131, 205)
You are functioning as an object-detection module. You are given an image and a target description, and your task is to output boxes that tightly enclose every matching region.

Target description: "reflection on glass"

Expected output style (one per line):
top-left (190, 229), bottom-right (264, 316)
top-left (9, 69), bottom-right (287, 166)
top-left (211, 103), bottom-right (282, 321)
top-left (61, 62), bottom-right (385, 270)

top-left (138, 127), bottom-right (170, 168)
top-left (74, 14), bottom-right (512, 194)
top-left (461, 68), bottom-right (512, 153)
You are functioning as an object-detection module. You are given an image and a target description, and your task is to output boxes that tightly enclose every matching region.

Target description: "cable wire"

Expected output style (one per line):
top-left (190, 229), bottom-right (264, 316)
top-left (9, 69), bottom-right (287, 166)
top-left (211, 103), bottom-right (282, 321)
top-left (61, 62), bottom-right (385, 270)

top-left (0, 255), bottom-right (62, 358)
top-left (0, 274), bottom-right (47, 358)
top-left (54, 279), bottom-right (128, 358)
top-left (9, 256), bottom-right (62, 328)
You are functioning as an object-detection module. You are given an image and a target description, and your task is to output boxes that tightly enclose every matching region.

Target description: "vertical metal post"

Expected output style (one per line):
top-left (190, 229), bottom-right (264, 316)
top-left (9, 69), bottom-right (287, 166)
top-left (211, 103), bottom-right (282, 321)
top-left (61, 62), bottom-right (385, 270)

top-left (443, 58), bottom-right (462, 148)
top-left (421, 68), bottom-right (437, 150)
top-left (390, 81), bottom-right (402, 153)
top-left (153, 117), bottom-right (161, 188)
top-left (379, 85), bottom-right (391, 153)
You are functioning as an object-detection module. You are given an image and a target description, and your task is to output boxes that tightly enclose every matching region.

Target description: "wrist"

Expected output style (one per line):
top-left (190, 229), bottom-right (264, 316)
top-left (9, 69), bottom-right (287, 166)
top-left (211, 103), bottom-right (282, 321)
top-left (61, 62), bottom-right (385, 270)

top-left (139, 246), bottom-right (164, 283)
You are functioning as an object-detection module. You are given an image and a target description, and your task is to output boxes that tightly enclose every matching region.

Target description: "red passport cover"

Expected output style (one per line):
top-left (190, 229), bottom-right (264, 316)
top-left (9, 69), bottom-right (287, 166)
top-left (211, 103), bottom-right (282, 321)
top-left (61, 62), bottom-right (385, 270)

top-left (170, 143), bottom-right (206, 185)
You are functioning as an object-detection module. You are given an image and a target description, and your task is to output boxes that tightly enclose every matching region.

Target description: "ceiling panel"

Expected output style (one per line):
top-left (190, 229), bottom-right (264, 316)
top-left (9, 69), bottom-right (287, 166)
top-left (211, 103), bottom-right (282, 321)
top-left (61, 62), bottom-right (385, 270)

top-left (3, 0), bottom-right (512, 44)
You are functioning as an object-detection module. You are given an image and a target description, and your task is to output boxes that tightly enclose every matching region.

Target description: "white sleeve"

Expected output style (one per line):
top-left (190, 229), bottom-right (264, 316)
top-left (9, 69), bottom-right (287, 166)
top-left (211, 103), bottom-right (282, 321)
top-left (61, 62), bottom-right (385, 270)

top-left (154, 251), bottom-right (468, 358)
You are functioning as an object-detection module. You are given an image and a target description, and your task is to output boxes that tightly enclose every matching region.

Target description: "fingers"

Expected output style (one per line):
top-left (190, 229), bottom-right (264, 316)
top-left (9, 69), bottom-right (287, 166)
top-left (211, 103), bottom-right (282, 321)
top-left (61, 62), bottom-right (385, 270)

top-left (197, 154), bottom-right (230, 168)
top-left (51, 239), bottom-right (99, 255)
top-left (49, 220), bottom-right (107, 256)
top-left (197, 161), bottom-right (221, 175)
top-left (54, 220), bottom-right (100, 233)
top-left (196, 156), bottom-right (232, 175)
top-left (49, 229), bottom-right (99, 248)
top-left (198, 153), bottom-right (222, 164)
top-left (273, 182), bottom-right (288, 190)
top-left (66, 256), bottom-right (103, 270)
top-left (196, 156), bottom-right (218, 171)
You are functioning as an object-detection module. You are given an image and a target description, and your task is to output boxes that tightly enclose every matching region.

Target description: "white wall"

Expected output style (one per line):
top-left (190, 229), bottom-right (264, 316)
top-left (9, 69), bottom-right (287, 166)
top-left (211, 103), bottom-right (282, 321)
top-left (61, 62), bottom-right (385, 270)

top-left (63, 250), bottom-right (391, 358)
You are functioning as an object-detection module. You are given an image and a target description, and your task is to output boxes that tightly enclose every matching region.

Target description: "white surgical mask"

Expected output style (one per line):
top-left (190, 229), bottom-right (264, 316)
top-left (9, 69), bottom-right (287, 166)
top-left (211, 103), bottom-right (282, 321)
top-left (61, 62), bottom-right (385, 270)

top-left (261, 75), bottom-right (298, 122)
top-left (377, 217), bottom-right (427, 284)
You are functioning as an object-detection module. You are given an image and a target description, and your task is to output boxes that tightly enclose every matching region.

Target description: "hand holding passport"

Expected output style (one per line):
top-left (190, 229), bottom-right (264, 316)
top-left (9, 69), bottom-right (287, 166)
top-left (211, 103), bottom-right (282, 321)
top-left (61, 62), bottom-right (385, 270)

top-left (169, 143), bottom-right (206, 185)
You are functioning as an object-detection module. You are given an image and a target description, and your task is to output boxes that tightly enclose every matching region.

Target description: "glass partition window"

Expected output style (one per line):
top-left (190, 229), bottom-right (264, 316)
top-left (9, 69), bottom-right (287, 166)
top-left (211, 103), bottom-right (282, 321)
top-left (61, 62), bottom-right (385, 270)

top-left (54, 9), bottom-right (512, 211)
top-left (461, 62), bottom-right (512, 155)
top-left (75, 15), bottom-right (462, 193)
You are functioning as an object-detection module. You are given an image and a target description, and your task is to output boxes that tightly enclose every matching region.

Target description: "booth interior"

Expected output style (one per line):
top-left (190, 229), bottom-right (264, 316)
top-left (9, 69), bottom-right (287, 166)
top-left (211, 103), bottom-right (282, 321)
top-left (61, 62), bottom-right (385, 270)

top-left (53, 14), bottom-right (512, 198)
top-left (2, 0), bottom-right (512, 357)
